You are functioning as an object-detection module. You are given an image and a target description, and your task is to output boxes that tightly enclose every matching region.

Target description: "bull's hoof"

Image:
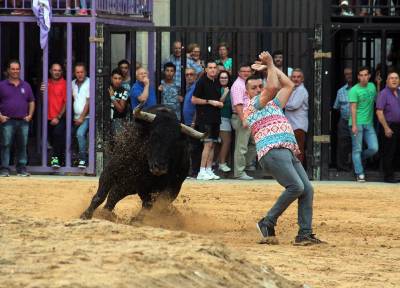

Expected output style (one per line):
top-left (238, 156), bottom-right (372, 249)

top-left (80, 210), bottom-right (93, 220)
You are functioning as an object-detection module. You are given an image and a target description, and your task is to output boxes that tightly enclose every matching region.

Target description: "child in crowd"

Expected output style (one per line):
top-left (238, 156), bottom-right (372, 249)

top-left (158, 62), bottom-right (183, 120)
top-left (109, 68), bottom-right (129, 136)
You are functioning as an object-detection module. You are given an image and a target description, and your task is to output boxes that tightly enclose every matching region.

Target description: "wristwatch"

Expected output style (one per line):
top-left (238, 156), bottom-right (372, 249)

top-left (206, 99), bottom-right (209, 104)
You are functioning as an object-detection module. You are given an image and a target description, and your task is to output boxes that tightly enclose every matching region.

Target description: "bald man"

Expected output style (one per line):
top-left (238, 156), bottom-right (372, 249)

top-left (130, 68), bottom-right (157, 110)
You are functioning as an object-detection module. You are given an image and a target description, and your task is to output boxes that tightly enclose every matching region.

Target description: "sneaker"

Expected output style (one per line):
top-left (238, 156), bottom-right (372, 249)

top-left (236, 173), bottom-right (254, 180)
top-left (78, 160), bottom-right (87, 169)
top-left (0, 169), bottom-right (10, 177)
top-left (218, 163), bottom-right (231, 173)
top-left (341, 9), bottom-right (354, 16)
top-left (293, 234), bottom-right (326, 246)
top-left (10, 9), bottom-right (24, 15)
top-left (245, 165), bottom-right (256, 172)
top-left (256, 219), bottom-right (278, 245)
top-left (17, 167), bottom-right (30, 177)
top-left (64, 8), bottom-right (72, 16)
top-left (76, 9), bottom-right (88, 16)
top-left (196, 170), bottom-right (213, 180)
top-left (51, 157), bottom-right (61, 169)
top-left (207, 170), bottom-right (221, 180)
top-left (356, 174), bottom-right (366, 182)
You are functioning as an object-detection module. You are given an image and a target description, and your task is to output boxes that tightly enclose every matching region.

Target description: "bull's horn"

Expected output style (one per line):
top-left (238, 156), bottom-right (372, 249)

top-left (133, 104), bottom-right (205, 139)
top-left (133, 103), bottom-right (156, 122)
top-left (180, 123), bottom-right (205, 139)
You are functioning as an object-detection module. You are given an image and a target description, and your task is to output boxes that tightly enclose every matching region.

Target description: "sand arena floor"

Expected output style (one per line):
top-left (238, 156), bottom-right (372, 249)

top-left (0, 177), bottom-right (399, 288)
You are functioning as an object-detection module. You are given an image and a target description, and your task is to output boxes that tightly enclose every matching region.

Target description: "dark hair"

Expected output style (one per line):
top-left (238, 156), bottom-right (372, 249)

top-left (163, 62), bottom-right (176, 72)
top-left (74, 62), bottom-right (87, 71)
top-left (118, 59), bottom-right (130, 67)
top-left (218, 70), bottom-right (232, 88)
top-left (111, 68), bottom-right (123, 77)
top-left (272, 50), bottom-right (283, 58)
top-left (205, 59), bottom-right (217, 67)
top-left (7, 59), bottom-right (20, 69)
top-left (238, 62), bottom-right (252, 70)
top-left (245, 74), bottom-right (263, 86)
top-left (387, 70), bottom-right (400, 78)
top-left (358, 66), bottom-right (370, 74)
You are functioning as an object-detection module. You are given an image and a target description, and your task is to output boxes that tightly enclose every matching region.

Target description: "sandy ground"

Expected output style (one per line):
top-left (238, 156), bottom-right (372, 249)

top-left (0, 177), bottom-right (399, 288)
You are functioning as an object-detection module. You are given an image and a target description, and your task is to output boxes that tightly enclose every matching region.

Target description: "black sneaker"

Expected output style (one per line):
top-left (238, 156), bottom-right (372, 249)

top-left (0, 168), bottom-right (10, 177)
top-left (256, 219), bottom-right (278, 244)
top-left (17, 167), bottom-right (30, 177)
top-left (293, 234), bottom-right (326, 246)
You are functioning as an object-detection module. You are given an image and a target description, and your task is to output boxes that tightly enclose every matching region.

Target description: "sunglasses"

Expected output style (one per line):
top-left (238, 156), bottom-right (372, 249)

top-left (220, 77), bottom-right (229, 80)
top-left (185, 73), bottom-right (195, 76)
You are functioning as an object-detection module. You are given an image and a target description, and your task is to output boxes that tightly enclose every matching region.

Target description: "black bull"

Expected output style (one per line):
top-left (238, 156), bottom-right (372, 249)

top-left (80, 104), bottom-right (204, 220)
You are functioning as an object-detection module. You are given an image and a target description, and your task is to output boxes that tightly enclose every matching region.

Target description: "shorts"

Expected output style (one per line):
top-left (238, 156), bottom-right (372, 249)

top-left (220, 117), bottom-right (232, 132)
top-left (196, 123), bottom-right (220, 143)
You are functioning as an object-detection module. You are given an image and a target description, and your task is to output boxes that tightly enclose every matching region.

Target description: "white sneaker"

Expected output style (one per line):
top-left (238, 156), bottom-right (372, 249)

top-left (197, 170), bottom-right (213, 180)
top-left (219, 163), bottom-right (231, 172)
top-left (236, 173), bottom-right (254, 180)
top-left (207, 170), bottom-right (221, 180)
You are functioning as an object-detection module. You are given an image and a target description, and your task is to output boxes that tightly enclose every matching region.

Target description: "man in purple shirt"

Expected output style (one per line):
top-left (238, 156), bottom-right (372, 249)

top-left (0, 59), bottom-right (35, 177)
top-left (376, 71), bottom-right (400, 183)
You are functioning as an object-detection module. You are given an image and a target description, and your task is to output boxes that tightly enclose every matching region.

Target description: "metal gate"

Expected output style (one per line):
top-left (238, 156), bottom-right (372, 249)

top-left (95, 25), bottom-right (326, 179)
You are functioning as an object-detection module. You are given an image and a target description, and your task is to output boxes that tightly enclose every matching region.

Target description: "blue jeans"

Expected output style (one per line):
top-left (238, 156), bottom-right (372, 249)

top-left (259, 148), bottom-right (314, 236)
top-left (75, 118), bottom-right (89, 162)
top-left (350, 124), bottom-right (378, 175)
top-left (0, 119), bottom-right (29, 170)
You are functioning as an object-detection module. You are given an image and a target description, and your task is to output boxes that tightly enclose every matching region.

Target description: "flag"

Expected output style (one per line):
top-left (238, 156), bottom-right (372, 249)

top-left (32, 0), bottom-right (52, 50)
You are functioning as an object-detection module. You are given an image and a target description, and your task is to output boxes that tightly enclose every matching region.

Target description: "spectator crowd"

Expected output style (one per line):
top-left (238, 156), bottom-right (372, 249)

top-left (0, 40), bottom-right (399, 183)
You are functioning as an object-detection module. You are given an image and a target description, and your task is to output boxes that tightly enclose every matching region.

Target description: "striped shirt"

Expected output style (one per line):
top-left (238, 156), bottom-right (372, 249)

top-left (244, 96), bottom-right (300, 160)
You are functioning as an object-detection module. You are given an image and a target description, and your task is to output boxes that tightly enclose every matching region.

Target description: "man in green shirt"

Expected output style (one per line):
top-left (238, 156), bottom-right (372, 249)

top-left (349, 67), bottom-right (379, 182)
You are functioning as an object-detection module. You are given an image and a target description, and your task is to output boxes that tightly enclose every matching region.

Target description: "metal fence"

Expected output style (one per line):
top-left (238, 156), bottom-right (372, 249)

top-left (0, 0), bottom-right (153, 17)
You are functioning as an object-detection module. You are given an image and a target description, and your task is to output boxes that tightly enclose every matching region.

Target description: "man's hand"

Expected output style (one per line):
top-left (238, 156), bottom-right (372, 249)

top-left (158, 84), bottom-right (164, 92)
top-left (0, 115), bottom-right (9, 123)
top-left (384, 127), bottom-right (394, 138)
top-left (143, 77), bottom-right (150, 86)
top-left (178, 95), bottom-right (184, 103)
top-left (242, 119), bottom-right (249, 129)
top-left (251, 61), bottom-right (267, 72)
top-left (259, 51), bottom-right (274, 66)
top-left (209, 100), bottom-right (223, 108)
top-left (108, 86), bottom-right (115, 97)
top-left (74, 118), bottom-right (84, 126)
top-left (352, 125), bottom-right (358, 136)
top-left (24, 115), bottom-right (32, 122)
top-left (40, 82), bottom-right (45, 93)
top-left (50, 117), bottom-right (60, 126)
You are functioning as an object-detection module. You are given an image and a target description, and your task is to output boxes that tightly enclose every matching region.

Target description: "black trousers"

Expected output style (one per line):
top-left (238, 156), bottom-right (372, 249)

top-left (336, 118), bottom-right (352, 170)
top-left (380, 123), bottom-right (400, 179)
top-left (48, 118), bottom-right (66, 164)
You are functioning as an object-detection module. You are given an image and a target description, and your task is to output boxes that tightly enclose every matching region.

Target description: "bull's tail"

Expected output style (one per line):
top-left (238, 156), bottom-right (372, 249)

top-left (80, 182), bottom-right (110, 220)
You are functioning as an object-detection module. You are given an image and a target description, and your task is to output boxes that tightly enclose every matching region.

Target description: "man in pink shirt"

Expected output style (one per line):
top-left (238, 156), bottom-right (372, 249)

top-left (230, 63), bottom-right (257, 180)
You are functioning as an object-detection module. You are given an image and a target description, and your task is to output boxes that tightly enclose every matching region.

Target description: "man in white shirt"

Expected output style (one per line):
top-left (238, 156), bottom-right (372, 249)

top-left (285, 68), bottom-right (309, 164)
top-left (72, 63), bottom-right (90, 169)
